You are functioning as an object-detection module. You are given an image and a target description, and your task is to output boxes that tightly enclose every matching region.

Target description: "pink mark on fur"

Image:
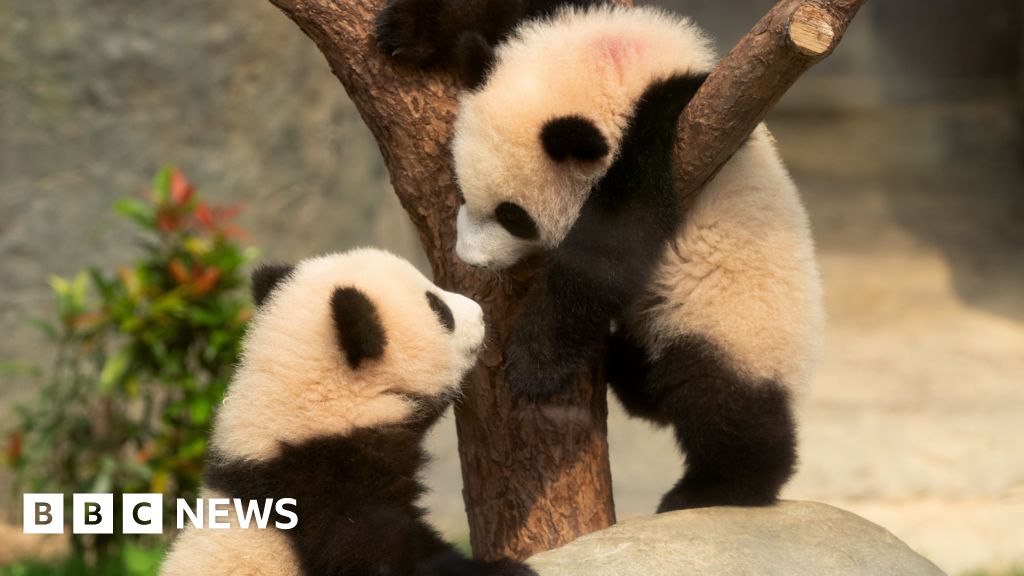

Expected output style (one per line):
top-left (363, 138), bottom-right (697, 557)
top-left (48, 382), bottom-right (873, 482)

top-left (593, 34), bottom-right (647, 83)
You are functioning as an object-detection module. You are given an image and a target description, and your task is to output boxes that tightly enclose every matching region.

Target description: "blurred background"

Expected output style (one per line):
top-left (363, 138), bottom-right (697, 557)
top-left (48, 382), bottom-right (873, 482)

top-left (0, 0), bottom-right (1021, 574)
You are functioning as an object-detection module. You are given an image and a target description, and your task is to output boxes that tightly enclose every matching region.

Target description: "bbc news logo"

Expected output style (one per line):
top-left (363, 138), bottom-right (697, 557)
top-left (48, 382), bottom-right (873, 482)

top-left (23, 494), bottom-right (297, 534)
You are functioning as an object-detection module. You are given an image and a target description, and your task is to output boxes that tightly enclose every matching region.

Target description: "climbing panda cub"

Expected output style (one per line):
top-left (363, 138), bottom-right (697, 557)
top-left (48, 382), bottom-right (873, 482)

top-left (161, 249), bottom-right (534, 576)
top-left (378, 2), bottom-right (824, 510)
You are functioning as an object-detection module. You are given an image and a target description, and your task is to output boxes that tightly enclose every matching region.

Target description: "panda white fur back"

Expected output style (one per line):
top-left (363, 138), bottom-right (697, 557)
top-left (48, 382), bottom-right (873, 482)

top-left (636, 125), bottom-right (824, 390)
top-left (161, 249), bottom-right (534, 576)
top-left (377, 1), bottom-right (824, 510)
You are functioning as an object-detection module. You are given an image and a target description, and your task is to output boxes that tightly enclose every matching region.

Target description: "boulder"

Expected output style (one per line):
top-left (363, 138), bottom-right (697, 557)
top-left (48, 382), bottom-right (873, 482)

top-left (527, 501), bottom-right (945, 576)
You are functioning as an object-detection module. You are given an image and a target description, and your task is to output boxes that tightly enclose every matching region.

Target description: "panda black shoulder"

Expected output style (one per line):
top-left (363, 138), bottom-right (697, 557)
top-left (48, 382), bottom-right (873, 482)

top-left (204, 426), bottom-right (433, 576)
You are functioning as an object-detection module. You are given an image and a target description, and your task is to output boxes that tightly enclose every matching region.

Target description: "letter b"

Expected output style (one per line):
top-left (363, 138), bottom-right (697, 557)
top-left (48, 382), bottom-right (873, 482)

top-left (23, 494), bottom-right (64, 534)
top-left (73, 494), bottom-right (113, 534)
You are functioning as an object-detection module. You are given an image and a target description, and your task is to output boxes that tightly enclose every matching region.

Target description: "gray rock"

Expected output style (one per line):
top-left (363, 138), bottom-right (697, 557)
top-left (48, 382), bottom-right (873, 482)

top-left (527, 501), bottom-right (945, 576)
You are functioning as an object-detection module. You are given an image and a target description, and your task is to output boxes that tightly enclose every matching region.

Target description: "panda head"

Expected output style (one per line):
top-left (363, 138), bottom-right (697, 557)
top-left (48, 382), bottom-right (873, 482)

top-left (451, 6), bottom-right (714, 269)
top-left (213, 249), bottom-right (484, 460)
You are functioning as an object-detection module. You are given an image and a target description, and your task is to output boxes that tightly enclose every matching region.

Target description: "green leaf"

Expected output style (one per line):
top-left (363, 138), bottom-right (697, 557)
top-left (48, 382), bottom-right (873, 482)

top-left (122, 542), bottom-right (166, 575)
top-left (28, 318), bottom-right (58, 340)
top-left (113, 198), bottom-right (154, 227)
top-left (88, 268), bottom-right (116, 300)
top-left (189, 398), bottom-right (212, 425)
top-left (151, 167), bottom-right (172, 203)
top-left (70, 272), bottom-right (89, 307)
top-left (48, 275), bottom-right (70, 297)
top-left (180, 436), bottom-right (206, 460)
top-left (98, 350), bottom-right (131, 393)
top-left (89, 456), bottom-right (116, 493)
top-left (0, 360), bottom-right (41, 378)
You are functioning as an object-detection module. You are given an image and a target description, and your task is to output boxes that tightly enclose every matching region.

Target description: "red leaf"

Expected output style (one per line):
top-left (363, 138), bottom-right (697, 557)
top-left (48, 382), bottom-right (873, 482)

top-left (169, 259), bottom-right (190, 284)
top-left (170, 169), bottom-right (195, 206)
top-left (7, 432), bottom-right (22, 464)
top-left (220, 224), bottom-right (249, 240)
top-left (157, 211), bottom-right (180, 233)
top-left (191, 267), bottom-right (221, 297)
top-left (194, 202), bottom-right (214, 230)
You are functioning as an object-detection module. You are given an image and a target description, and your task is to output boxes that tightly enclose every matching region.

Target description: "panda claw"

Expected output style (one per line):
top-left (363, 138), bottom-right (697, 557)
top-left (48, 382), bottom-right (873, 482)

top-left (374, 0), bottom-right (442, 66)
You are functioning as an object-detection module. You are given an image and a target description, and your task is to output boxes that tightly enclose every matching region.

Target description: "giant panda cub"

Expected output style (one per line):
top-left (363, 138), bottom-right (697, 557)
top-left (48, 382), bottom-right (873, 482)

top-left (378, 2), bottom-right (824, 511)
top-left (161, 249), bottom-right (534, 576)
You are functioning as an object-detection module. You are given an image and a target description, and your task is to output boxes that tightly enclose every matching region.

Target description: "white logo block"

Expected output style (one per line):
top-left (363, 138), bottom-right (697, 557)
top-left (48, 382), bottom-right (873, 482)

top-left (72, 493), bottom-right (114, 534)
top-left (122, 494), bottom-right (163, 534)
top-left (23, 494), bottom-right (64, 534)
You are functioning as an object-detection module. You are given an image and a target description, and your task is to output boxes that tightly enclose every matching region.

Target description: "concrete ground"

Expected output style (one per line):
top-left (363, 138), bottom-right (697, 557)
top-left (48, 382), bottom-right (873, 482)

top-left (423, 100), bottom-right (1024, 575)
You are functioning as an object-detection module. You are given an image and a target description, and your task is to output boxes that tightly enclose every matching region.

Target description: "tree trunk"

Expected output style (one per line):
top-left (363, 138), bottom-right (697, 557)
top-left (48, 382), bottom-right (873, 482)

top-left (266, 0), bottom-right (619, 560)
top-left (266, 0), bottom-right (866, 561)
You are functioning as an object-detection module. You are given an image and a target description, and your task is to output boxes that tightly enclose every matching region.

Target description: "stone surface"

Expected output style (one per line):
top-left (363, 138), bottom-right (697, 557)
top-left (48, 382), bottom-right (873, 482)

top-left (527, 501), bottom-right (945, 576)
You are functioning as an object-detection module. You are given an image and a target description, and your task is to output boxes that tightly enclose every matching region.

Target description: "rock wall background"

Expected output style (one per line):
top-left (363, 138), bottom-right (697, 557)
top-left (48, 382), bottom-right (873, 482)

top-left (1, 1), bottom-right (1022, 574)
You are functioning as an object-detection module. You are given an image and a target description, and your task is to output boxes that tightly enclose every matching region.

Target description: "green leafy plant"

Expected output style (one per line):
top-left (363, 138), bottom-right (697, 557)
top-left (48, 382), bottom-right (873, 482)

top-left (0, 543), bottom-right (166, 576)
top-left (6, 168), bottom-right (256, 563)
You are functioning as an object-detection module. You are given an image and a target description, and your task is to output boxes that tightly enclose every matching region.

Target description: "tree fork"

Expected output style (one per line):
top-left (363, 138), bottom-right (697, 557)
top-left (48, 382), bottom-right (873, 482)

top-left (266, 0), bottom-right (867, 561)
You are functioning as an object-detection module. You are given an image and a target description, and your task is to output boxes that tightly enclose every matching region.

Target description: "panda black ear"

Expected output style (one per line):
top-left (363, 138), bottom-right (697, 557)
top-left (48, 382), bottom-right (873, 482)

top-left (456, 32), bottom-right (496, 90)
top-left (331, 287), bottom-right (387, 369)
top-left (540, 116), bottom-right (610, 163)
top-left (251, 264), bottom-right (295, 307)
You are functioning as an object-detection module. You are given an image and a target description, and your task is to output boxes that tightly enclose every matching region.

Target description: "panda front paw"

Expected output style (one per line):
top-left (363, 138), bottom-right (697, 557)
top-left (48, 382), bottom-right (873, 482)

top-left (375, 0), bottom-right (447, 66)
top-left (504, 342), bottom-right (576, 402)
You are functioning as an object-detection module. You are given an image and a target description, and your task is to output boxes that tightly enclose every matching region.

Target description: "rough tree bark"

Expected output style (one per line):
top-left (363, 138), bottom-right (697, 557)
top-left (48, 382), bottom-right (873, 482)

top-left (266, 0), bottom-right (866, 561)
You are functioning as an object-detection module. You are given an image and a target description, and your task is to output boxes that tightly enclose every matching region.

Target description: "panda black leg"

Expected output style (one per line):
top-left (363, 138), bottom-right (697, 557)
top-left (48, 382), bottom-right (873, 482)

top-left (648, 338), bottom-right (797, 512)
top-left (606, 330), bottom-right (671, 424)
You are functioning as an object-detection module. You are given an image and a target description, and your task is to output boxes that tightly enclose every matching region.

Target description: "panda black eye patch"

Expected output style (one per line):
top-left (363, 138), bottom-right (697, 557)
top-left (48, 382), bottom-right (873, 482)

top-left (426, 292), bottom-right (455, 333)
top-left (494, 202), bottom-right (539, 240)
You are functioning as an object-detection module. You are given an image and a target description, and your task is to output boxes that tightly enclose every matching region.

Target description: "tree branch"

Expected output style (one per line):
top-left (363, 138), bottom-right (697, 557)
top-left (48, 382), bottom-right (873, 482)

top-left (266, 0), bottom-right (866, 561)
top-left (675, 0), bottom-right (868, 207)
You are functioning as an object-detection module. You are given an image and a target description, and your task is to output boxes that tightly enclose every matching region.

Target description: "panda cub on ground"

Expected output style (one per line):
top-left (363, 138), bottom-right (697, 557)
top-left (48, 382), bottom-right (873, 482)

top-left (161, 249), bottom-right (533, 576)
top-left (378, 2), bottom-right (824, 511)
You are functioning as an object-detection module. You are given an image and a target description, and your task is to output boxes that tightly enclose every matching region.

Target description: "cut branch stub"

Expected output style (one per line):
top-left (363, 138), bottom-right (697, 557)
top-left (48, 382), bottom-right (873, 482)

top-left (789, 4), bottom-right (839, 56)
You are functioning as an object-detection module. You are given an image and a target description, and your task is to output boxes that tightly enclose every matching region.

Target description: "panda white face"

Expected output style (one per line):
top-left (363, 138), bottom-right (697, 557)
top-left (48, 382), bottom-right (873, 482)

top-left (246, 250), bottom-right (486, 400)
top-left (212, 249), bottom-right (486, 460)
top-left (452, 70), bottom-right (614, 269)
top-left (455, 202), bottom-right (542, 269)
